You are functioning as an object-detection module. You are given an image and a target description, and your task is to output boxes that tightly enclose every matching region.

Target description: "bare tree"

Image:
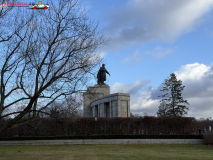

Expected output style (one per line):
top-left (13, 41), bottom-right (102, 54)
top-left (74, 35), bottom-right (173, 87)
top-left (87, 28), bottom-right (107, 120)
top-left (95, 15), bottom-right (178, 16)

top-left (47, 94), bottom-right (83, 118)
top-left (0, 1), bottom-right (35, 131)
top-left (130, 112), bottom-right (134, 118)
top-left (60, 94), bottom-right (83, 118)
top-left (0, 0), bottom-right (106, 134)
top-left (0, 0), bottom-right (30, 42)
top-left (130, 112), bottom-right (148, 118)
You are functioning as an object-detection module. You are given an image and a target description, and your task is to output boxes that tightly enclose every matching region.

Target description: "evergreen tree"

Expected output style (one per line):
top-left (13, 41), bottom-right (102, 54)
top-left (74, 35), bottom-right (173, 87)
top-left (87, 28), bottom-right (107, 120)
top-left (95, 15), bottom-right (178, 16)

top-left (158, 73), bottom-right (189, 117)
top-left (157, 100), bottom-right (168, 117)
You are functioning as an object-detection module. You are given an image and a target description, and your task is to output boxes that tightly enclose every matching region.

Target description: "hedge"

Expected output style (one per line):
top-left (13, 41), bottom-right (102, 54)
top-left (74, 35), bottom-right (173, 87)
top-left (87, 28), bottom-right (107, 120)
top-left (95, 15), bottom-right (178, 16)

top-left (0, 117), bottom-right (197, 137)
top-left (0, 134), bottom-right (203, 141)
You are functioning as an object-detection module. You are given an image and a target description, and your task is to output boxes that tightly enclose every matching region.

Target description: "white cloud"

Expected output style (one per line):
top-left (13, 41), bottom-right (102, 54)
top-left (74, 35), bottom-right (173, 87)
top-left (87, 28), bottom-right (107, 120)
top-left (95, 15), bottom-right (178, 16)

top-left (146, 46), bottom-right (173, 59)
top-left (175, 62), bottom-right (211, 81)
top-left (111, 79), bottom-right (158, 115)
top-left (174, 62), bottom-right (213, 98)
top-left (111, 79), bottom-right (151, 95)
top-left (87, 51), bottom-right (107, 63)
top-left (99, 51), bottom-right (107, 58)
top-left (102, 0), bottom-right (213, 49)
top-left (122, 46), bottom-right (173, 63)
top-left (113, 62), bottom-right (213, 118)
top-left (122, 50), bottom-right (144, 63)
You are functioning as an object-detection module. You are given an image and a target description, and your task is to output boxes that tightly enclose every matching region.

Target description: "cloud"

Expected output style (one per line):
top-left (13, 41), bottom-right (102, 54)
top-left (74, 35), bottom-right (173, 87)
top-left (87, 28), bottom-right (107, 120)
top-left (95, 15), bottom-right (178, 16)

top-left (122, 46), bottom-right (173, 64)
top-left (122, 50), bottom-right (144, 63)
top-left (114, 62), bottom-right (213, 118)
top-left (111, 79), bottom-right (158, 116)
top-left (111, 79), bottom-right (151, 95)
top-left (99, 51), bottom-right (107, 58)
top-left (150, 62), bottom-right (213, 98)
top-left (175, 62), bottom-right (211, 81)
top-left (88, 51), bottom-right (107, 63)
top-left (146, 46), bottom-right (173, 59)
top-left (174, 62), bottom-right (213, 98)
top-left (102, 0), bottom-right (213, 49)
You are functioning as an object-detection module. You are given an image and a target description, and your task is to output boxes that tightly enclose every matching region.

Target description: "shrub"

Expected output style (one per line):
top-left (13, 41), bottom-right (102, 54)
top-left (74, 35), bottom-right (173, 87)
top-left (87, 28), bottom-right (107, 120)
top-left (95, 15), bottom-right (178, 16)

top-left (0, 117), bottom-right (197, 137)
top-left (204, 131), bottom-right (213, 144)
top-left (0, 134), bottom-right (203, 140)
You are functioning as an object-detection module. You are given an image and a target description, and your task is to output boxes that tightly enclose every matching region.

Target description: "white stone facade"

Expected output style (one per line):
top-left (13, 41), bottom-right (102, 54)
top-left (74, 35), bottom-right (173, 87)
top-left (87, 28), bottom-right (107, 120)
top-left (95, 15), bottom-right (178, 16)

top-left (83, 85), bottom-right (110, 117)
top-left (83, 84), bottom-right (130, 118)
top-left (90, 93), bottom-right (130, 118)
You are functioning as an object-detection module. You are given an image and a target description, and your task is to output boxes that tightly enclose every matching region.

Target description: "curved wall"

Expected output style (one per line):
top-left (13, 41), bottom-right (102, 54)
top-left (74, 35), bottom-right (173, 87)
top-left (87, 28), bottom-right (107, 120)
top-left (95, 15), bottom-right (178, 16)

top-left (91, 93), bottom-right (130, 118)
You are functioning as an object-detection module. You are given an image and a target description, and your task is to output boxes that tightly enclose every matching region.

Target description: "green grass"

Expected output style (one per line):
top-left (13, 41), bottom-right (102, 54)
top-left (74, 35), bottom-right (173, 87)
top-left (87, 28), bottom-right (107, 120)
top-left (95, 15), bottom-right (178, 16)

top-left (0, 144), bottom-right (212, 160)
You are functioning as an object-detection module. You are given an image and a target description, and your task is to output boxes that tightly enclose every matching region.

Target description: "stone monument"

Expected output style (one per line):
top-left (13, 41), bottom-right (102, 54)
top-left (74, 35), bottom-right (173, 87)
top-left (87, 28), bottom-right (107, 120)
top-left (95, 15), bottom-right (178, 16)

top-left (83, 64), bottom-right (130, 117)
top-left (83, 84), bottom-right (110, 117)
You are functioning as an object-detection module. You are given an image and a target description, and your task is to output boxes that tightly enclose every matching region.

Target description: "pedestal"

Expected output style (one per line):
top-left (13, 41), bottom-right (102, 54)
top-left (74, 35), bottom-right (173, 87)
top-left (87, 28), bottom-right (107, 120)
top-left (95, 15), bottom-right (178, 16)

top-left (83, 84), bottom-right (110, 117)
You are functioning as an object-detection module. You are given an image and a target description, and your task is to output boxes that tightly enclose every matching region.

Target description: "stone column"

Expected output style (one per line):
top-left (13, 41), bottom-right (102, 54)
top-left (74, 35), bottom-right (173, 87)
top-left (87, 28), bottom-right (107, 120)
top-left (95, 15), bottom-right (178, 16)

top-left (93, 106), bottom-right (95, 117)
top-left (103, 103), bottom-right (106, 117)
top-left (100, 103), bottom-right (103, 117)
top-left (117, 100), bottom-right (120, 117)
top-left (91, 106), bottom-right (93, 117)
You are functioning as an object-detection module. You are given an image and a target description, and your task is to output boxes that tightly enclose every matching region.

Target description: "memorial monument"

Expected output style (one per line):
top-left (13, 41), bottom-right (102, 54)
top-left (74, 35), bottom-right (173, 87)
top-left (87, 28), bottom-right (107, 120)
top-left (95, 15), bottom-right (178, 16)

top-left (97, 64), bottom-right (110, 85)
top-left (83, 64), bottom-right (130, 118)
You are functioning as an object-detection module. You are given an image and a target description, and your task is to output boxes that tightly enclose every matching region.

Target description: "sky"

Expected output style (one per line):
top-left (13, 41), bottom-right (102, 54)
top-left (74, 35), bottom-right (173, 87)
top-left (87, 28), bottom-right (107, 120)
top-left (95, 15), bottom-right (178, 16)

top-left (78, 0), bottom-right (213, 119)
top-left (2, 0), bottom-right (213, 119)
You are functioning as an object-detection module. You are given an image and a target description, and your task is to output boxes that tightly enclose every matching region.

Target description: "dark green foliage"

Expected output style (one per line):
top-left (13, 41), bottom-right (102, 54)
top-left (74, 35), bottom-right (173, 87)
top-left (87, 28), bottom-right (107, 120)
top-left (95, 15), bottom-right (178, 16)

top-left (158, 73), bottom-right (189, 117)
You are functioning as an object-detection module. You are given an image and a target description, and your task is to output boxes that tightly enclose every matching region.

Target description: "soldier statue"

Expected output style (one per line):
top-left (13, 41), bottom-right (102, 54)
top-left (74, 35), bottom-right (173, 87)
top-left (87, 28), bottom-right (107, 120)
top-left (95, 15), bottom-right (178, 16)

top-left (97, 64), bottom-right (110, 85)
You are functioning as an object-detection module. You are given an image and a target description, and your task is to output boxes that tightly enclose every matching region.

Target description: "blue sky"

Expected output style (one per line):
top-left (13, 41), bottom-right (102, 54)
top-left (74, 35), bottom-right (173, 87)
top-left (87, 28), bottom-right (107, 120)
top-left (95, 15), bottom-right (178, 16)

top-left (2, 0), bottom-right (213, 119)
top-left (79, 0), bottom-right (213, 119)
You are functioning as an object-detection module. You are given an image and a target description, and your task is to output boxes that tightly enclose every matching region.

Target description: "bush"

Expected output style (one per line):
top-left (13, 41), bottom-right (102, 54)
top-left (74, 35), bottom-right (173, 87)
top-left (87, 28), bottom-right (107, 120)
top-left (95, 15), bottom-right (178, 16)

top-left (0, 117), bottom-right (197, 137)
top-left (0, 134), bottom-right (203, 141)
top-left (204, 131), bottom-right (213, 144)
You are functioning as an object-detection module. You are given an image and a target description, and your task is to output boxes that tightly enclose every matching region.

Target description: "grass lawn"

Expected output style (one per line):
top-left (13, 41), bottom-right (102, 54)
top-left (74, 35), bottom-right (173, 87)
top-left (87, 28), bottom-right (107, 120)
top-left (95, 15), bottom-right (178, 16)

top-left (0, 144), bottom-right (212, 160)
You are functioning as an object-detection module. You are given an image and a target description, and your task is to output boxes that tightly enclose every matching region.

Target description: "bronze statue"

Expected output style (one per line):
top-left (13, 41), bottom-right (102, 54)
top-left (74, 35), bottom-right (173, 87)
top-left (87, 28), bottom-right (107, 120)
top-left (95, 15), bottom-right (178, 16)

top-left (97, 64), bottom-right (110, 85)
